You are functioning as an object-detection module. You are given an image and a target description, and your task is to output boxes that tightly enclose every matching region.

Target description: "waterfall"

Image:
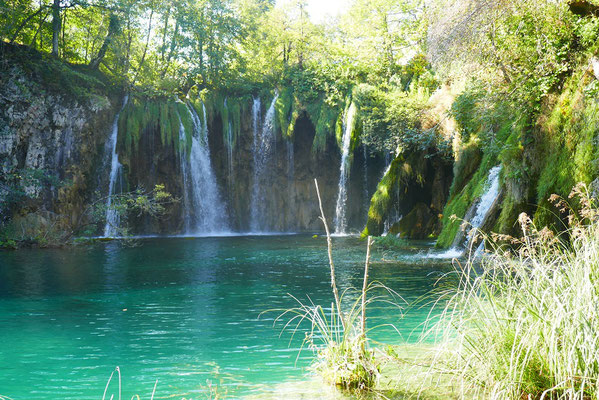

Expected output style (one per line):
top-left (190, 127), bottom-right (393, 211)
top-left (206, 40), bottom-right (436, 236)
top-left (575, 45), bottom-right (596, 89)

top-left (179, 102), bottom-right (229, 235)
top-left (468, 165), bottom-right (502, 234)
top-left (250, 94), bottom-right (278, 232)
top-left (363, 145), bottom-right (369, 214)
top-left (103, 94), bottom-right (129, 238)
top-left (224, 99), bottom-right (234, 192)
top-left (432, 165), bottom-right (502, 258)
top-left (287, 139), bottom-right (295, 230)
top-left (333, 102), bottom-right (357, 235)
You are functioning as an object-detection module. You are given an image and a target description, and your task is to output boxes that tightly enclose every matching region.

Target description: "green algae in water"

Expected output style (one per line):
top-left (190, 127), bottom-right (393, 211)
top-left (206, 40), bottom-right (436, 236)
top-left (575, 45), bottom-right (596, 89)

top-left (0, 236), bottom-right (451, 399)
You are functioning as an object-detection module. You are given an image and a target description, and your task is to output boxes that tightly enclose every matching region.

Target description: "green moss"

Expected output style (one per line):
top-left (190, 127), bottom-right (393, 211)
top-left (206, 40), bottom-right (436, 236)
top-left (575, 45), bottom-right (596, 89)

top-left (176, 101), bottom-right (194, 155)
top-left (532, 68), bottom-right (599, 228)
top-left (168, 100), bottom-right (180, 149)
top-left (275, 88), bottom-right (294, 138)
top-left (362, 153), bottom-right (423, 237)
top-left (159, 102), bottom-right (170, 145)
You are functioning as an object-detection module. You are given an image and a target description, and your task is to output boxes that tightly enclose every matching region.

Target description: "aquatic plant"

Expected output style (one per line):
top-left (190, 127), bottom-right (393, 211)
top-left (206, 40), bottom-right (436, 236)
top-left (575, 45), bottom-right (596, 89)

top-left (432, 183), bottom-right (599, 399)
top-left (101, 366), bottom-right (226, 400)
top-left (372, 235), bottom-right (408, 251)
top-left (270, 180), bottom-right (403, 392)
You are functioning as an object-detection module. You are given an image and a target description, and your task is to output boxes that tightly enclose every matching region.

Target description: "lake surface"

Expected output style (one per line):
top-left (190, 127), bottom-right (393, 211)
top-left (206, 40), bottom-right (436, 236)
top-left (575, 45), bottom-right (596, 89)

top-left (0, 235), bottom-right (453, 399)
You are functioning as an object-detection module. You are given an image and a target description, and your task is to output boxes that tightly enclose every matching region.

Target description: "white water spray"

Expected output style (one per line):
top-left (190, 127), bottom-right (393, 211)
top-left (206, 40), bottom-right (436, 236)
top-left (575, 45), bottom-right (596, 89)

top-left (103, 95), bottom-right (129, 238)
top-left (250, 94), bottom-right (279, 232)
top-left (432, 165), bottom-right (502, 258)
top-left (179, 102), bottom-right (229, 235)
top-left (334, 102), bottom-right (357, 235)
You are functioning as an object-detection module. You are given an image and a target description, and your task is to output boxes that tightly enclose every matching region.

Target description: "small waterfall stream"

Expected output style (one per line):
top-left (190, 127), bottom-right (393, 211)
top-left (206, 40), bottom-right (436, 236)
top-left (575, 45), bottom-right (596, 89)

top-left (334, 102), bottom-right (357, 235)
top-left (103, 94), bottom-right (129, 238)
top-left (468, 165), bottom-right (502, 233)
top-left (250, 94), bottom-right (278, 232)
top-left (287, 140), bottom-right (295, 230)
top-left (179, 102), bottom-right (229, 235)
top-left (224, 99), bottom-right (234, 192)
top-left (433, 165), bottom-right (502, 258)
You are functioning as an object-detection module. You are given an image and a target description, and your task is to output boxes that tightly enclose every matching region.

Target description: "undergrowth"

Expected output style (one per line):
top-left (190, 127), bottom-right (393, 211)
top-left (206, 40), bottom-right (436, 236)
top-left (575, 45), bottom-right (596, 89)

top-left (432, 183), bottom-right (599, 399)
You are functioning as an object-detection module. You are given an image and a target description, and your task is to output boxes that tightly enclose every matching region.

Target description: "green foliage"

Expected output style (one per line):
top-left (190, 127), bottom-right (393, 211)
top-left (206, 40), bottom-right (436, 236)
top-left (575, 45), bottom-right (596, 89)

top-left (0, 168), bottom-right (62, 209)
top-left (215, 95), bottom-right (244, 151)
top-left (0, 43), bottom-right (111, 102)
top-left (533, 68), bottom-right (599, 229)
top-left (372, 234), bottom-right (408, 251)
top-left (313, 99), bottom-right (343, 153)
top-left (275, 87), bottom-right (294, 139)
top-left (434, 187), bottom-right (599, 399)
top-left (353, 82), bottom-right (429, 154)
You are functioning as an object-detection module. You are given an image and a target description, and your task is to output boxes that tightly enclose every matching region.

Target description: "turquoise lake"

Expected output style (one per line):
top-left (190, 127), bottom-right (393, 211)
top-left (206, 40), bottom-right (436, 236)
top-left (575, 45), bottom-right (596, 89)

top-left (0, 235), bottom-right (453, 399)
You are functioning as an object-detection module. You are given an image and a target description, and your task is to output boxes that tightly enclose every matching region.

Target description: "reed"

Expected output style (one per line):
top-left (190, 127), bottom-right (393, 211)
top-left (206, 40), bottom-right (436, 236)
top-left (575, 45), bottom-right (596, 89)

top-left (431, 183), bottom-right (599, 399)
top-left (268, 180), bottom-right (403, 392)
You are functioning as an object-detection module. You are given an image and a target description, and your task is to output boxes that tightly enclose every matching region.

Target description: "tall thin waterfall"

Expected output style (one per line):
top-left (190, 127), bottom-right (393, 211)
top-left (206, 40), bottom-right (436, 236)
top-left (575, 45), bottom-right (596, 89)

top-left (432, 165), bottom-right (502, 258)
top-left (250, 94), bottom-right (278, 232)
top-left (287, 139), bottom-right (295, 230)
top-left (103, 94), bottom-right (129, 238)
top-left (179, 102), bottom-right (229, 235)
top-left (362, 145), bottom-right (369, 221)
top-left (224, 99), bottom-right (234, 191)
top-left (468, 165), bottom-right (502, 234)
top-left (334, 102), bottom-right (357, 235)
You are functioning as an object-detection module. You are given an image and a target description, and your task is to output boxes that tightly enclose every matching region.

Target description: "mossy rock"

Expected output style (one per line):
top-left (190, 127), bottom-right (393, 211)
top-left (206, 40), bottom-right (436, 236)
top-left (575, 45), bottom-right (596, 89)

top-left (398, 203), bottom-right (436, 240)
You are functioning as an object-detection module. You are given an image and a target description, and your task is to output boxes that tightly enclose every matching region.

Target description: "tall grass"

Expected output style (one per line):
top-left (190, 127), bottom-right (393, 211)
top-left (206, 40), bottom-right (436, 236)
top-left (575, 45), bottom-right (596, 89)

top-left (269, 180), bottom-right (404, 392)
top-left (433, 183), bottom-right (599, 399)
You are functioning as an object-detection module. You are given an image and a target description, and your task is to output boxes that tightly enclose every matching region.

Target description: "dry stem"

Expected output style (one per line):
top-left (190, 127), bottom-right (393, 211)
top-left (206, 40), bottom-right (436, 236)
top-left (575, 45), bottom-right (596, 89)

top-left (314, 178), bottom-right (345, 330)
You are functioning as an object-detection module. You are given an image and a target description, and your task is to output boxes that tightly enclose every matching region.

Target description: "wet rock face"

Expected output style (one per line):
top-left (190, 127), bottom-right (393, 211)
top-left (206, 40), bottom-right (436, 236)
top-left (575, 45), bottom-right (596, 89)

top-left (207, 111), bottom-right (385, 233)
top-left (0, 64), bottom-right (116, 226)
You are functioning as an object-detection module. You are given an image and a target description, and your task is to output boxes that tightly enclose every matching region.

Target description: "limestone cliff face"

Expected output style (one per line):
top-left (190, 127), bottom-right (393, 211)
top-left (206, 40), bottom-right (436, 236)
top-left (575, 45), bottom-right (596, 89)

top-left (0, 60), bottom-right (118, 234)
top-left (0, 47), bottom-right (387, 238)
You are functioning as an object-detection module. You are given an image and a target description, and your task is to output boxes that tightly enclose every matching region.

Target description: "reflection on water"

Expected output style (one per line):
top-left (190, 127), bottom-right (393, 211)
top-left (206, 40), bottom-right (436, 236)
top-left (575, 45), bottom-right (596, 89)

top-left (0, 235), bottom-right (451, 399)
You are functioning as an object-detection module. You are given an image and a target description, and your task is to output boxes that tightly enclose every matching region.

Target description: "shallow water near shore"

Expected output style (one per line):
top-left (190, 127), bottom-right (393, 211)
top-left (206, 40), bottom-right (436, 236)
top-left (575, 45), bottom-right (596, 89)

top-left (0, 235), bottom-right (453, 399)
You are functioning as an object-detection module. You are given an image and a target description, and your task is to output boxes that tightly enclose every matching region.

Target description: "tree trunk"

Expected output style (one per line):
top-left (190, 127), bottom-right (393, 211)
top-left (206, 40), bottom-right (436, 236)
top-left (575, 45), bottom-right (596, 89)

top-left (160, 6), bottom-right (171, 61)
top-left (131, 7), bottom-right (154, 86)
top-left (51, 0), bottom-right (61, 57)
top-left (10, 6), bottom-right (45, 44)
top-left (29, 9), bottom-right (50, 48)
top-left (89, 14), bottom-right (119, 70)
top-left (162, 18), bottom-right (179, 77)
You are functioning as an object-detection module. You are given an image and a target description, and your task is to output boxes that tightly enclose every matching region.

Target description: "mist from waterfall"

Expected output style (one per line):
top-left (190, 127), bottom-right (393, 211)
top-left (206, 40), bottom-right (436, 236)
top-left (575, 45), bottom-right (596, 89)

top-left (179, 102), bottom-right (229, 235)
top-left (334, 102), bottom-right (357, 235)
top-left (103, 94), bottom-right (129, 238)
top-left (250, 94), bottom-right (278, 232)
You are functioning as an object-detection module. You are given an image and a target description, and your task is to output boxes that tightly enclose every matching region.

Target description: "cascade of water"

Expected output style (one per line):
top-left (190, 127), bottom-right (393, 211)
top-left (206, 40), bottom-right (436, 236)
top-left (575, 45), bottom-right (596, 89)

top-left (223, 99), bottom-right (234, 192)
top-left (286, 139), bottom-right (295, 230)
top-left (468, 165), bottom-right (502, 233)
top-left (333, 102), bottom-right (357, 235)
top-left (250, 94), bottom-right (278, 232)
top-left (103, 94), bottom-right (129, 238)
top-left (362, 145), bottom-right (369, 224)
top-left (179, 102), bottom-right (229, 235)
top-left (432, 165), bottom-right (502, 258)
